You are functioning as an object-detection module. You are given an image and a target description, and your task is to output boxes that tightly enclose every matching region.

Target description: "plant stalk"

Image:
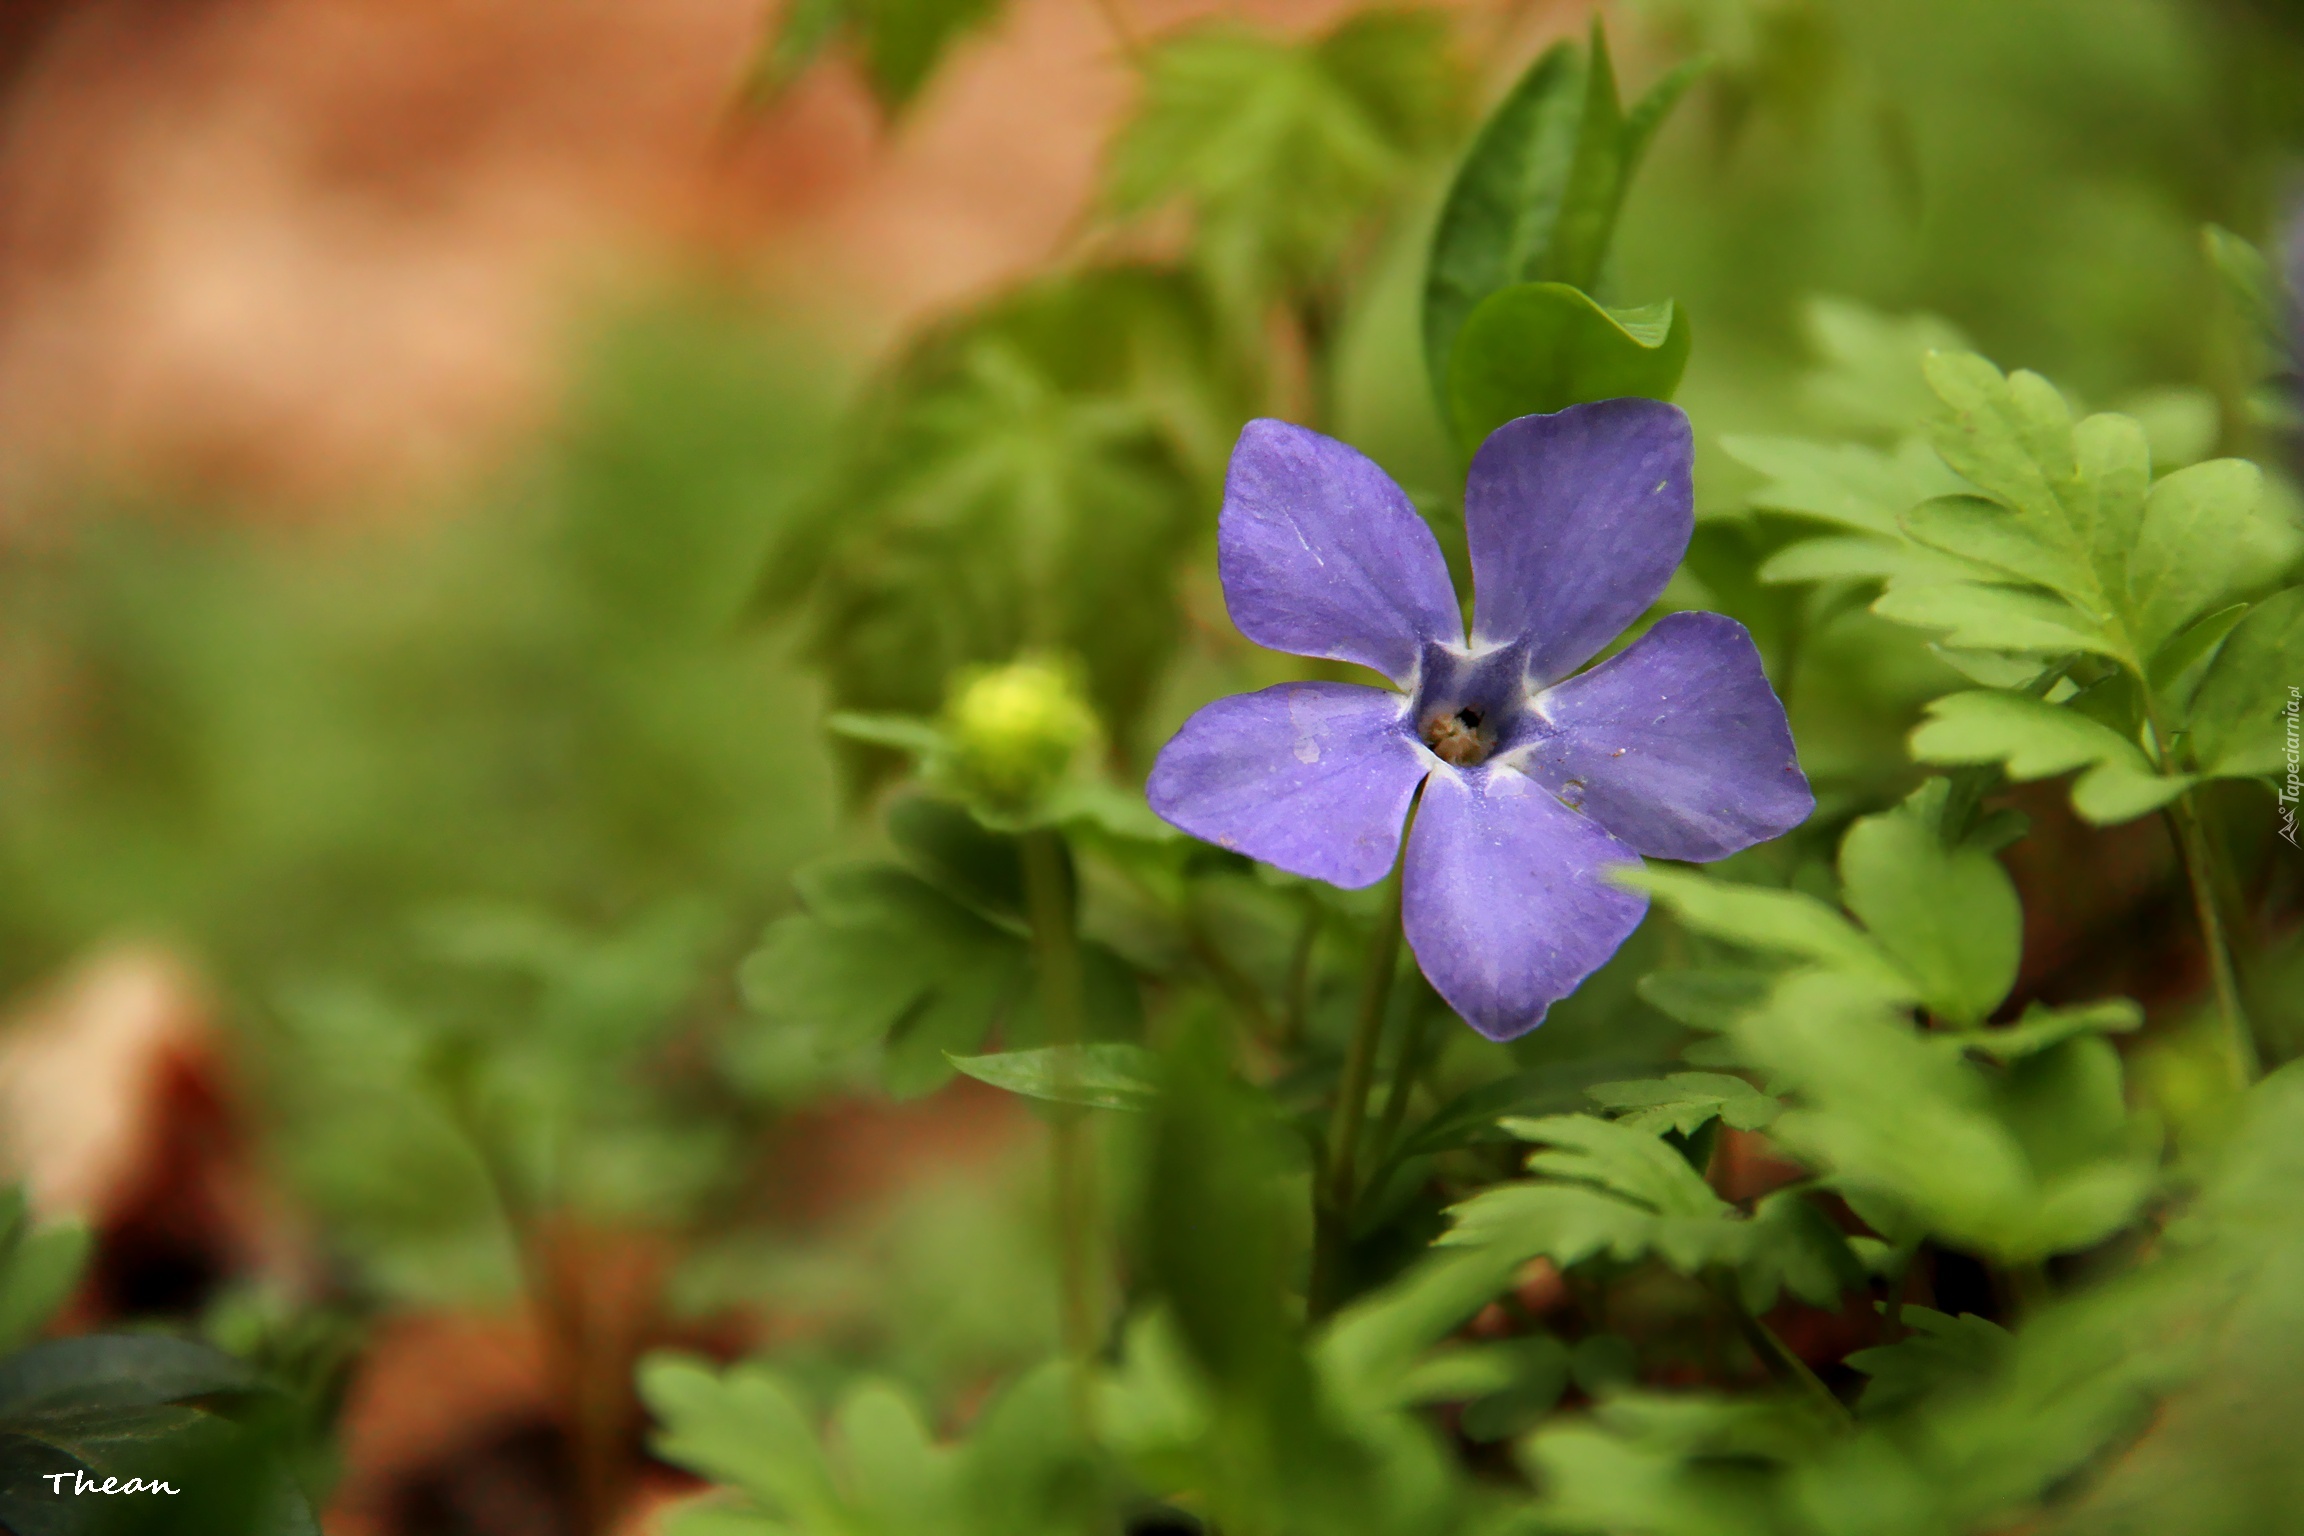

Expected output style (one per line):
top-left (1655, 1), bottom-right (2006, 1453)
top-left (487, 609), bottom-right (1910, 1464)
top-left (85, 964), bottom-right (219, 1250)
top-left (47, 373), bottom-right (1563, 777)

top-left (1373, 996), bottom-right (1438, 1167)
top-left (2168, 788), bottom-right (2260, 1084)
top-left (1713, 1277), bottom-right (1850, 1428)
top-left (1309, 820), bottom-right (1412, 1317)
top-left (1022, 828), bottom-right (1101, 1425)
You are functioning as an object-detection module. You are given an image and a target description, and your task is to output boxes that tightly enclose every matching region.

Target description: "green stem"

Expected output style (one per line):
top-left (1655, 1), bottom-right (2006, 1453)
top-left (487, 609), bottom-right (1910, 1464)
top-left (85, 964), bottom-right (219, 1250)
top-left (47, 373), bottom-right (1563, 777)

top-left (2142, 695), bottom-right (2259, 1083)
top-left (1372, 997), bottom-right (1438, 1168)
top-left (1309, 813), bottom-right (1413, 1318)
top-left (1713, 1277), bottom-right (1850, 1427)
top-left (1022, 829), bottom-right (1100, 1425)
top-left (1281, 898), bottom-right (1320, 1053)
top-left (2169, 788), bottom-right (2260, 1084)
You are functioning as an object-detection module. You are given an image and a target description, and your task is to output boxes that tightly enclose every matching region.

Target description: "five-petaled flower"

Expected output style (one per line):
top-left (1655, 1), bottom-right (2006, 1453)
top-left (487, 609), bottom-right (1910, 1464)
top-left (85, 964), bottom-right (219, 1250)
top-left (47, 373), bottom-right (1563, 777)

top-left (1147, 400), bottom-right (1812, 1040)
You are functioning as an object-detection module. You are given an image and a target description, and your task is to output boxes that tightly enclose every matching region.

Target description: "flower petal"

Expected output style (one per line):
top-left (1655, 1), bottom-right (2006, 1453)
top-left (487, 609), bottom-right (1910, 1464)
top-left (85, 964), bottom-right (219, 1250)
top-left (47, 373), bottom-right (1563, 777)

top-left (1402, 766), bottom-right (1647, 1041)
top-left (1464, 399), bottom-right (1694, 680)
top-left (1221, 419), bottom-right (1464, 684)
top-left (1147, 682), bottom-right (1429, 888)
top-left (1517, 611), bottom-right (1813, 861)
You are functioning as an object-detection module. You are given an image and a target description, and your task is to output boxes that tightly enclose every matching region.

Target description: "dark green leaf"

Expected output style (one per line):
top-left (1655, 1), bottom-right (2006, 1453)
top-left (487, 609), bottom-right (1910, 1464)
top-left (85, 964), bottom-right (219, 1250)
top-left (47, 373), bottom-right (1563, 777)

top-left (1421, 25), bottom-right (1694, 401)
top-left (1444, 285), bottom-right (1689, 451)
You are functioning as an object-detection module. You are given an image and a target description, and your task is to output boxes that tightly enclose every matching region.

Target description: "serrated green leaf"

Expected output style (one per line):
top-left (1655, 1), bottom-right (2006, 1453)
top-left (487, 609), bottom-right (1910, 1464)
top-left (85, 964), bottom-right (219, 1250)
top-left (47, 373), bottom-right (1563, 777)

top-left (1110, 13), bottom-right (1459, 318)
top-left (1724, 435), bottom-right (1962, 536)
top-left (1872, 579), bottom-right (2119, 656)
top-left (1925, 358), bottom-right (2147, 602)
top-left (759, 268), bottom-right (1228, 776)
top-left (1500, 1113), bottom-right (1727, 1216)
top-left (1837, 783), bottom-right (2021, 1026)
top-left (736, 862), bottom-right (1027, 1095)
top-left (1585, 1072), bottom-right (1781, 1137)
top-left (1909, 690), bottom-right (2186, 826)
top-left (1799, 297), bottom-right (1975, 436)
top-left (1445, 1116), bottom-right (1859, 1312)
top-left (641, 1356), bottom-right (842, 1526)
top-left (1902, 495), bottom-right (2096, 599)
top-left (1620, 867), bottom-right (1913, 997)
top-left (1735, 972), bottom-right (2153, 1263)
top-left (2129, 458), bottom-right (2268, 656)
top-left (1444, 284), bottom-right (1689, 449)
top-left (1761, 533), bottom-right (1997, 587)
top-left (947, 1044), bottom-right (1159, 1111)
top-left (2186, 585), bottom-right (2304, 777)
top-left (1846, 1307), bottom-right (2011, 1419)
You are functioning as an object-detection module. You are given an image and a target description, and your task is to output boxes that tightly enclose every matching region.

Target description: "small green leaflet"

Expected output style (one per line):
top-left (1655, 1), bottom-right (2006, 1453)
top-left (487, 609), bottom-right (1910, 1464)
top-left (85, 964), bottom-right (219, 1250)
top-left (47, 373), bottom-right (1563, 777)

top-left (946, 1044), bottom-right (1160, 1111)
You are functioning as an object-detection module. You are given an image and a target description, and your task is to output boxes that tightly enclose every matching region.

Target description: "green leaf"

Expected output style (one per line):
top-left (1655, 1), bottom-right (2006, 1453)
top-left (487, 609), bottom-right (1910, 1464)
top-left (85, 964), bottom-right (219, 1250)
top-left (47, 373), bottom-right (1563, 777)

top-left (1797, 297), bottom-right (1974, 436)
top-left (2129, 458), bottom-right (2268, 657)
top-left (736, 862), bottom-right (1027, 1096)
top-left (947, 1044), bottom-right (1160, 1111)
top-left (826, 712), bottom-right (945, 759)
top-left (1421, 26), bottom-right (1697, 399)
top-left (1845, 1307), bottom-right (2011, 1419)
top-left (1620, 867), bottom-right (1913, 997)
top-left (1837, 783), bottom-right (2021, 1026)
top-left (1959, 999), bottom-right (2143, 1062)
top-left (1723, 434), bottom-right (1963, 537)
top-left (1501, 1113), bottom-right (1728, 1216)
top-left (1901, 495), bottom-right (2096, 599)
top-left (858, 0), bottom-right (1004, 111)
top-left (1871, 579), bottom-right (2119, 657)
top-left (1909, 690), bottom-right (2187, 825)
top-left (1444, 1116), bottom-right (1860, 1311)
top-left (1923, 354), bottom-right (2145, 616)
top-left (1444, 284), bottom-right (1689, 451)
top-left (1584, 1072), bottom-right (1781, 1136)
top-left (640, 1356), bottom-right (844, 1527)
top-left (2185, 585), bottom-right (2304, 778)
top-left (1734, 972), bottom-right (2154, 1263)
top-left (1109, 13), bottom-right (1460, 318)
top-left (2204, 225), bottom-right (2289, 379)
top-left (1757, 534), bottom-right (1976, 586)
top-left (2151, 601), bottom-right (2251, 697)
top-left (759, 268), bottom-right (1229, 774)
top-left (741, 0), bottom-right (851, 106)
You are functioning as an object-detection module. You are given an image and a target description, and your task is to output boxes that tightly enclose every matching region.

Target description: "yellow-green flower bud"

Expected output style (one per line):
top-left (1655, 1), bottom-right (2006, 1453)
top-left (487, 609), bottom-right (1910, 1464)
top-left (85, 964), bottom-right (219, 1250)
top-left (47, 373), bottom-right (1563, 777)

top-left (941, 658), bottom-right (1099, 818)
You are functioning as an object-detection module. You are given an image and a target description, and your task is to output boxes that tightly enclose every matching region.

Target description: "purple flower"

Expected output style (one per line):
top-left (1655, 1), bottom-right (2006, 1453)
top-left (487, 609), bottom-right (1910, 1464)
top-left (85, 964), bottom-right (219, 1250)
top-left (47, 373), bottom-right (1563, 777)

top-left (1147, 400), bottom-right (1812, 1040)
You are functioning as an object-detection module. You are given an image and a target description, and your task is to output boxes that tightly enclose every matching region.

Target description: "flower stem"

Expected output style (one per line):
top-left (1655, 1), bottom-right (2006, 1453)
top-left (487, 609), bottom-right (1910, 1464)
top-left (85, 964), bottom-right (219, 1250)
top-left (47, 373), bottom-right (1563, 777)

top-left (1309, 820), bottom-right (1412, 1318)
top-left (1372, 996), bottom-right (1437, 1167)
top-left (1022, 828), bottom-right (1101, 1425)
top-left (2168, 788), bottom-right (2260, 1084)
top-left (1281, 897), bottom-right (1320, 1053)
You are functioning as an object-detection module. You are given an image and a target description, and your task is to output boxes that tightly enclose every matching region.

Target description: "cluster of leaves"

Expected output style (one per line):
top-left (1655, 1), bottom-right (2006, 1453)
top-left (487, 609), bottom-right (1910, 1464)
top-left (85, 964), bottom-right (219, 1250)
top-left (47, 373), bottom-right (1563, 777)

top-left (672, 11), bottom-right (2304, 1536)
top-left (1728, 292), bottom-right (2302, 827)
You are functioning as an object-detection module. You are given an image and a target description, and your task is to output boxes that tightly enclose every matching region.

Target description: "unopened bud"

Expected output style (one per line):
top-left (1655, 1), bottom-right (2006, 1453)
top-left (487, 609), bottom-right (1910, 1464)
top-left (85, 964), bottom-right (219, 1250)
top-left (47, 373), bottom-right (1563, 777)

top-left (941, 658), bottom-right (1098, 817)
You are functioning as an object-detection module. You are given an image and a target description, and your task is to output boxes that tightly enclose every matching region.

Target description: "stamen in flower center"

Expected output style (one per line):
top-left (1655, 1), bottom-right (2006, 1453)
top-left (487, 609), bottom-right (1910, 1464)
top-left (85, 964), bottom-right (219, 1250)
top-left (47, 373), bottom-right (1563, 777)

top-left (1423, 705), bottom-right (1489, 767)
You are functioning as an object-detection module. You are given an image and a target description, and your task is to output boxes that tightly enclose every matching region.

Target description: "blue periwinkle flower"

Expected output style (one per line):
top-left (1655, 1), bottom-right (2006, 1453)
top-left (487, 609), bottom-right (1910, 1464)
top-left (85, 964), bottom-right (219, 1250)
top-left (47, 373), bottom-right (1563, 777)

top-left (1147, 400), bottom-right (1812, 1040)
